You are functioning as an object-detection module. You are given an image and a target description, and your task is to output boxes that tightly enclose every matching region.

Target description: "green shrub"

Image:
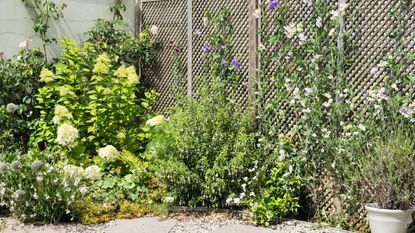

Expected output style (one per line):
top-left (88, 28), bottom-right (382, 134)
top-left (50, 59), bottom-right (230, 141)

top-left (30, 38), bottom-right (158, 162)
top-left (252, 162), bottom-right (301, 226)
top-left (357, 128), bottom-right (415, 210)
top-left (147, 84), bottom-right (261, 207)
top-left (0, 48), bottom-right (46, 152)
top-left (86, 19), bottom-right (160, 67)
top-left (0, 151), bottom-right (87, 223)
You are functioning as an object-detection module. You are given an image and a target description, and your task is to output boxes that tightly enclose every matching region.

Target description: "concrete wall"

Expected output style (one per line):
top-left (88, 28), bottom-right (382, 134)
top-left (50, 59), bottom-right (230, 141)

top-left (0, 0), bottom-right (136, 59)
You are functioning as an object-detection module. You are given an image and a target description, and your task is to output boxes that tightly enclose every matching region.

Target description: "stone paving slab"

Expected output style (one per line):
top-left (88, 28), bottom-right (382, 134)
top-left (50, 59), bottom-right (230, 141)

top-left (213, 224), bottom-right (279, 233)
top-left (106, 217), bottom-right (177, 233)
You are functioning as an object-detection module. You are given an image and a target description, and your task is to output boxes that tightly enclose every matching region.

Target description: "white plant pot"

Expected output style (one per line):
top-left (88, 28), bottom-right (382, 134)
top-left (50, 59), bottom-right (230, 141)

top-left (365, 203), bottom-right (413, 233)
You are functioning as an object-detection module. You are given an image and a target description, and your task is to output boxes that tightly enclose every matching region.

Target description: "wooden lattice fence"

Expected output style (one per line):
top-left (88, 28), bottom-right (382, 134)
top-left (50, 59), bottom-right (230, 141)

top-left (138, 0), bottom-right (415, 232)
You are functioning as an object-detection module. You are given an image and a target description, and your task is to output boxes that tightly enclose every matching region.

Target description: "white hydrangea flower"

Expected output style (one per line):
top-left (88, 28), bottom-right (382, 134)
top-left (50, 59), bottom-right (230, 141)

top-left (6, 103), bottom-right (18, 113)
top-left (146, 115), bottom-right (166, 126)
top-left (98, 145), bottom-right (120, 161)
top-left (84, 165), bottom-right (101, 180)
top-left (53, 105), bottom-right (73, 125)
top-left (56, 123), bottom-right (78, 147)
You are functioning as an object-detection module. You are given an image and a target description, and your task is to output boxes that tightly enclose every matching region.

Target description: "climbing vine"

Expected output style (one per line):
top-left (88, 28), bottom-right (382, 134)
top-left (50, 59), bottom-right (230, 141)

top-left (21, 0), bottom-right (65, 61)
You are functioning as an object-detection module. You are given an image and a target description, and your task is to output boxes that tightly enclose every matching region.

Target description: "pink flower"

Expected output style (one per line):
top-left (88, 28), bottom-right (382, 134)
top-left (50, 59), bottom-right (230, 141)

top-left (253, 9), bottom-right (261, 19)
top-left (18, 39), bottom-right (32, 49)
top-left (150, 25), bottom-right (158, 35)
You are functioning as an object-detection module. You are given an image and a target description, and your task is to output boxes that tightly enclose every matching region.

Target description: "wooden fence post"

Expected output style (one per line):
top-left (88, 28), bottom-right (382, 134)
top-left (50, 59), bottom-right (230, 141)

top-left (248, 0), bottom-right (258, 106)
top-left (186, 0), bottom-right (193, 96)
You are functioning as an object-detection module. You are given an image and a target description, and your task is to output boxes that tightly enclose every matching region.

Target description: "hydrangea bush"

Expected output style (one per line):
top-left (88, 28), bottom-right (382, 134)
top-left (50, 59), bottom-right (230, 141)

top-left (30, 38), bottom-right (158, 163)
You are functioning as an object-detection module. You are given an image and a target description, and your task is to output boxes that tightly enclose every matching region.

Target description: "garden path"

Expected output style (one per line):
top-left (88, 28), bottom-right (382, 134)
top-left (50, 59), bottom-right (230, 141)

top-left (0, 215), bottom-right (350, 233)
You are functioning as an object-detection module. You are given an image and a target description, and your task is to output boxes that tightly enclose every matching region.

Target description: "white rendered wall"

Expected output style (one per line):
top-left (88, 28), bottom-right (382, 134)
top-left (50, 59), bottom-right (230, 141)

top-left (0, 0), bottom-right (136, 59)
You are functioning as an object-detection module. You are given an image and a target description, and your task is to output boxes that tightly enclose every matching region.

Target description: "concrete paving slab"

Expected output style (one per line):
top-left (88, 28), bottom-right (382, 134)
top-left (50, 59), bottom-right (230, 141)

top-left (213, 223), bottom-right (279, 233)
top-left (106, 217), bottom-right (177, 233)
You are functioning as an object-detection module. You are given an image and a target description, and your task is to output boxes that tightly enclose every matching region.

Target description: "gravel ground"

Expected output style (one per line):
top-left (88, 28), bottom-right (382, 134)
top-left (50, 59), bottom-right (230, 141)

top-left (0, 212), bottom-right (349, 233)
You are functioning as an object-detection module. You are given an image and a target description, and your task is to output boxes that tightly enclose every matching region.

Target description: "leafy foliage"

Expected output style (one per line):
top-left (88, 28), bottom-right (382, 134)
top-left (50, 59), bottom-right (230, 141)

top-left (0, 151), bottom-right (86, 223)
top-left (86, 20), bottom-right (160, 67)
top-left (30, 38), bottom-right (158, 162)
top-left (253, 162), bottom-right (301, 226)
top-left (356, 129), bottom-right (415, 210)
top-left (21, 0), bottom-right (65, 61)
top-left (0, 48), bottom-right (46, 152)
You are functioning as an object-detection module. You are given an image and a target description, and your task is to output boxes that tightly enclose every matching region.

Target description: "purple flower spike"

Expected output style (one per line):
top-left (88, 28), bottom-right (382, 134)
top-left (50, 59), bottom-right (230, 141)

top-left (268, 0), bottom-right (279, 11)
top-left (202, 43), bottom-right (212, 54)
top-left (221, 59), bottom-right (228, 66)
top-left (231, 58), bottom-right (241, 71)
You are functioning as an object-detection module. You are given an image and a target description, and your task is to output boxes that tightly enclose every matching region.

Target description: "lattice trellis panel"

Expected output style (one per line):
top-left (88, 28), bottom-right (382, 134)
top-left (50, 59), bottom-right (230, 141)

top-left (141, 0), bottom-right (415, 232)
top-left (142, 0), bottom-right (188, 115)
top-left (192, 0), bottom-right (250, 109)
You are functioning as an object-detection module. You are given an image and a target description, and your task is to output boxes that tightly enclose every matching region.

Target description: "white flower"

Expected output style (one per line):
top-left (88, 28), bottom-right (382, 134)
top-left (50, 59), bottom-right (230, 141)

top-left (330, 10), bottom-right (339, 20)
top-left (370, 66), bottom-right (379, 76)
top-left (56, 123), bottom-right (78, 147)
top-left (63, 164), bottom-right (83, 177)
top-left (304, 87), bottom-right (313, 96)
top-left (323, 93), bottom-right (332, 99)
top-left (323, 102), bottom-right (331, 108)
top-left (6, 103), bottom-right (18, 113)
top-left (202, 17), bottom-right (209, 27)
top-left (339, 3), bottom-right (348, 13)
top-left (79, 187), bottom-right (88, 194)
top-left (399, 105), bottom-right (415, 118)
top-left (302, 0), bottom-right (312, 5)
top-left (98, 145), bottom-right (120, 161)
top-left (241, 183), bottom-right (247, 191)
top-left (378, 60), bottom-right (388, 68)
top-left (298, 33), bottom-right (307, 44)
top-left (243, 177), bottom-right (248, 182)
top-left (284, 23), bottom-right (298, 39)
top-left (240, 192), bottom-right (246, 199)
top-left (84, 165), bottom-right (101, 180)
top-left (253, 9), bottom-right (261, 19)
top-left (164, 196), bottom-right (175, 203)
top-left (52, 105), bottom-right (73, 125)
top-left (328, 28), bottom-right (336, 37)
top-left (226, 197), bottom-right (232, 204)
top-left (250, 192), bottom-right (255, 197)
top-left (150, 25), bottom-right (158, 35)
top-left (233, 198), bottom-right (241, 205)
top-left (358, 124), bottom-right (366, 131)
top-left (302, 108), bottom-right (312, 114)
top-left (18, 39), bottom-right (32, 48)
top-left (146, 115), bottom-right (166, 126)
top-left (316, 17), bottom-right (323, 28)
